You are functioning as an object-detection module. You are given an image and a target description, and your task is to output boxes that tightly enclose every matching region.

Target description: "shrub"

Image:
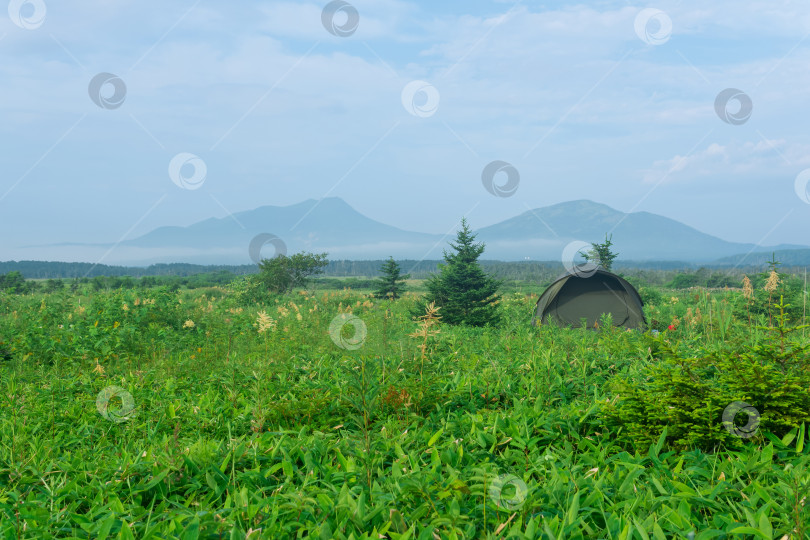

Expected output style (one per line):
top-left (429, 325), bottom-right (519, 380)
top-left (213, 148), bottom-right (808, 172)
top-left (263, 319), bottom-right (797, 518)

top-left (667, 273), bottom-right (700, 289)
top-left (603, 299), bottom-right (810, 451)
top-left (637, 285), bottom-right (663, 306)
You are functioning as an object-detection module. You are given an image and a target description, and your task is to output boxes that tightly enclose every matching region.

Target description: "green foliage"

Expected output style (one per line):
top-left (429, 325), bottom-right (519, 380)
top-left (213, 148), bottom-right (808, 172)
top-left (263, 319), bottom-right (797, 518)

top-left (1, 277), bottom-right (809, 537)
top-left (254, 252), bottom-right (329, 295)
top-left (373, 256), bottom-right (409, 299)
top-left (742, 263), bottom-right (806, 322)
top-left (637, 285), bottom-right (664, 306)
top-left (583, 233), bottom-right (618, 271)
top-left (420, 218), bottom-right (501, 326)
top-left (0, 271), bottom-right (33, 294)
top-left (604, 298), bottom-right (810, 451)
top-left (668, 268), bottom-right (739, 289)
top-left (668, 272), bottom-right (701, 288)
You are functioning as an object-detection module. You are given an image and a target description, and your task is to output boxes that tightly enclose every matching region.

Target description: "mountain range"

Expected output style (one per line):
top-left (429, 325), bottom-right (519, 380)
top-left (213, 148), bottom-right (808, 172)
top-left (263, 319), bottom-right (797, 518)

top-left (44, 197), bottom-right (805, 265)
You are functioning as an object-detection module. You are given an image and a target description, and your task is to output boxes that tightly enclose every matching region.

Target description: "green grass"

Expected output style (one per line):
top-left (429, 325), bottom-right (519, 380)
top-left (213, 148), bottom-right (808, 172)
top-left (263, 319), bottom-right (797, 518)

top-left (0, 285), bottom-right (808, 538)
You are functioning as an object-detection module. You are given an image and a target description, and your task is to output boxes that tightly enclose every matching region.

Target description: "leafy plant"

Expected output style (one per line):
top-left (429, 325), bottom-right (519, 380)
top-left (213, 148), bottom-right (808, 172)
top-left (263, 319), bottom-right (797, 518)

top-left (2, 275), bottom-right (809, 537)
top-left (604, 297), bottom-right (810, 450)
top-left (254, 252), bottom-right (329, 294)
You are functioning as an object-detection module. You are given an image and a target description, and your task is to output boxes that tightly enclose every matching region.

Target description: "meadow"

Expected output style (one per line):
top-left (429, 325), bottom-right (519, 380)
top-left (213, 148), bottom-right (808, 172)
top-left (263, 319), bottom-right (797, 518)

top-left (0, 275), bottom-right (809, 538)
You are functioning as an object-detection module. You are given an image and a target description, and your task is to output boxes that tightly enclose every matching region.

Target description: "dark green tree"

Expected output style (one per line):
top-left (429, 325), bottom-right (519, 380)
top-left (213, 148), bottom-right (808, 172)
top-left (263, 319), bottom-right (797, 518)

top-left (583, 233), bottom-right (618, 271)
top-left (374, 257), bottom-right (409, 299)
top-left (0, 271), bottom-right (27, 294)
top-left (421, 218), bottom-right (501, 326)
top-left (44, 279), bottom-right (64, 293)
top-left (255, 252), bottom-right (328, 294)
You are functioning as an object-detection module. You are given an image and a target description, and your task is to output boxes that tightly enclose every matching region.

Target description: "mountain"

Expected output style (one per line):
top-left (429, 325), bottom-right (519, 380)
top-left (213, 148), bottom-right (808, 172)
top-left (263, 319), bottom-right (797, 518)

top-left (474, 200), bottom-right (805, 261)
top-left (37, 198), bottom-right (806, 265)
top-left (119, 198), bottom-right (445, 264)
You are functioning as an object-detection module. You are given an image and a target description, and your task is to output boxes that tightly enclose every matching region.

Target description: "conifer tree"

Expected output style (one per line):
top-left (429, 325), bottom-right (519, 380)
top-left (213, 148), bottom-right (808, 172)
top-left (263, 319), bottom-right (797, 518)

top-left (421, 218), bottom-right (500, 326)
top-left (583, 233), bottom-right (618, 271)
top-left (374, 257), bottom-right (409, 299)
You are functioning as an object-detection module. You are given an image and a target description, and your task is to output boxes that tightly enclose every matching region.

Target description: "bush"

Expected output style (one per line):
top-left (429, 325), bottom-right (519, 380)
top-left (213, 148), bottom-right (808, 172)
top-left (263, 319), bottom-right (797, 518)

top-left (667, 273), bottom-right (700, 289)
top-left (637, 285), bottom-right (663, 306)
top-left (255, 252), bottom-right (328, 294)
top-left (602, 301), bottom-right (810, 451)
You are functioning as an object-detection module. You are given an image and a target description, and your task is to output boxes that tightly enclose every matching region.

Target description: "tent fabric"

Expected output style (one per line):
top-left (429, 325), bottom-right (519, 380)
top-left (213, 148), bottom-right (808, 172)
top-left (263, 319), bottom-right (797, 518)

top-left (531, 269), bottom-right (646, 329)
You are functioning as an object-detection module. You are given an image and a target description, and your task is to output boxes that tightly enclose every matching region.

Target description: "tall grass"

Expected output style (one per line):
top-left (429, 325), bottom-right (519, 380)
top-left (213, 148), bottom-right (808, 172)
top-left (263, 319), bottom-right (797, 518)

top-left (0, 284), bottom-right (807, 537)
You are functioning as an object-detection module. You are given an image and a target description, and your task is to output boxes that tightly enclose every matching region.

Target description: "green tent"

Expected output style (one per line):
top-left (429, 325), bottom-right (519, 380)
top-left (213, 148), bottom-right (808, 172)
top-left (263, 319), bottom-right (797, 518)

top-left (531, 269), bottom-right (646, 329)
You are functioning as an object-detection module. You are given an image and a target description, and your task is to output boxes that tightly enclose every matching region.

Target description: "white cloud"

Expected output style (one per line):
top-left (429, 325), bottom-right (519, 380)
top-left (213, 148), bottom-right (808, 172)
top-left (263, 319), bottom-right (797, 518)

top-left (642, 139), bottom-right (810, 184)
top-left (2, 0), bottom-right (810, 250)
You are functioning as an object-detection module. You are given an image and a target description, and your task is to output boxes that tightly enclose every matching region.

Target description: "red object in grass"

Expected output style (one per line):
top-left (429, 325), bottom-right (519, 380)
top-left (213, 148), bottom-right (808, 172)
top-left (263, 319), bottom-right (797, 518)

top-left (667, 324), bottom-right (676, 331)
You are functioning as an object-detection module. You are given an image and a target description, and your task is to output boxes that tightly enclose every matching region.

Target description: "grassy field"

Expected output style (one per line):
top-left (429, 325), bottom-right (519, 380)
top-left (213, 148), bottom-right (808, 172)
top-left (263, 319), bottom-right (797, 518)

top-left (0, 281), bottom-right (808, 538)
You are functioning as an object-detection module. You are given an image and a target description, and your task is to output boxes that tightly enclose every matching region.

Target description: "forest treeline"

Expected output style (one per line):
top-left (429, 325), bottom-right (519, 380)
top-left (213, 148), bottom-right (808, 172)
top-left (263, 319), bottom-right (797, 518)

top-left (2, 258), bottom-right (799, 279)
top-left (1, 258), bottom-right (806, 294)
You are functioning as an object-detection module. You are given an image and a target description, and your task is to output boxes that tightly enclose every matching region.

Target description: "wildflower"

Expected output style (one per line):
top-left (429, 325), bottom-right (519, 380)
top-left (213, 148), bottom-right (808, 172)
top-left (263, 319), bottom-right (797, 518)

top-left (667, 324), bottom-right (676, 331)
top-left (183, 320), bottom-right (195, 329)
top-left (670, 296), bottom-right (679, 304)
top-left (122, 303), bottom-right (129, 311)
top-left (409, 302), bottom-right (442, 359)
top-left (684, 308), bottom-right (696, 326)
top-left (256, 311), bottom-right (276, 333)
top-left (742, 276), bottom-right (753, 299)
top-left (764, 270), bottom-right (780, 293)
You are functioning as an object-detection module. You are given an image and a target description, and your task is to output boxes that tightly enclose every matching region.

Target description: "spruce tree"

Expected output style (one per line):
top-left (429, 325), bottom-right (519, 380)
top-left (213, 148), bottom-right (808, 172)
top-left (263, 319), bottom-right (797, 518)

top-left (583, 233), bottom-right (618, 271)
top-left (422, 218), bottom-right (501, 326)
top-left (374, 257), bottom-right (409, 299)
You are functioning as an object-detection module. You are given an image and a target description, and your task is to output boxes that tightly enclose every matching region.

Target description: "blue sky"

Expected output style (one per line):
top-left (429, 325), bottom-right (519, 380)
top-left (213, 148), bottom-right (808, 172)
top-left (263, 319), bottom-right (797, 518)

top-left (1, 0), bottom-right (810, 263)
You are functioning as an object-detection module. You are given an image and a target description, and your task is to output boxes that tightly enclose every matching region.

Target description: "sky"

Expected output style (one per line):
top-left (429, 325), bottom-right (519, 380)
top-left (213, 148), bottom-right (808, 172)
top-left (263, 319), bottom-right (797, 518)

top-left (1, 0), bottom-right (810, 263)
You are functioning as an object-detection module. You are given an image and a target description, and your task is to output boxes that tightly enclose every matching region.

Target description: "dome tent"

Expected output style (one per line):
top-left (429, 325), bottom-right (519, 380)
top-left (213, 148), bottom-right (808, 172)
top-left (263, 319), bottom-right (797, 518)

top-left (531, 268), bottom-right (646, 329)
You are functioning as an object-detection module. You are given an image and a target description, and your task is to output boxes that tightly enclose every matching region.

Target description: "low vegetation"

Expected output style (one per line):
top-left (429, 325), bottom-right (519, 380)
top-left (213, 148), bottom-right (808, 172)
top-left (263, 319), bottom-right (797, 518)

top-left (1, 256), bottom-right (808, 537)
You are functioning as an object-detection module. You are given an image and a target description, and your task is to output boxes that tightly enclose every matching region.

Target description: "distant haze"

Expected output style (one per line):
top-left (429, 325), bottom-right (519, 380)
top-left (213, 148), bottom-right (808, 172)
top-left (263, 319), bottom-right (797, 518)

top-left (14, 198), bottom-right (806, 265)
